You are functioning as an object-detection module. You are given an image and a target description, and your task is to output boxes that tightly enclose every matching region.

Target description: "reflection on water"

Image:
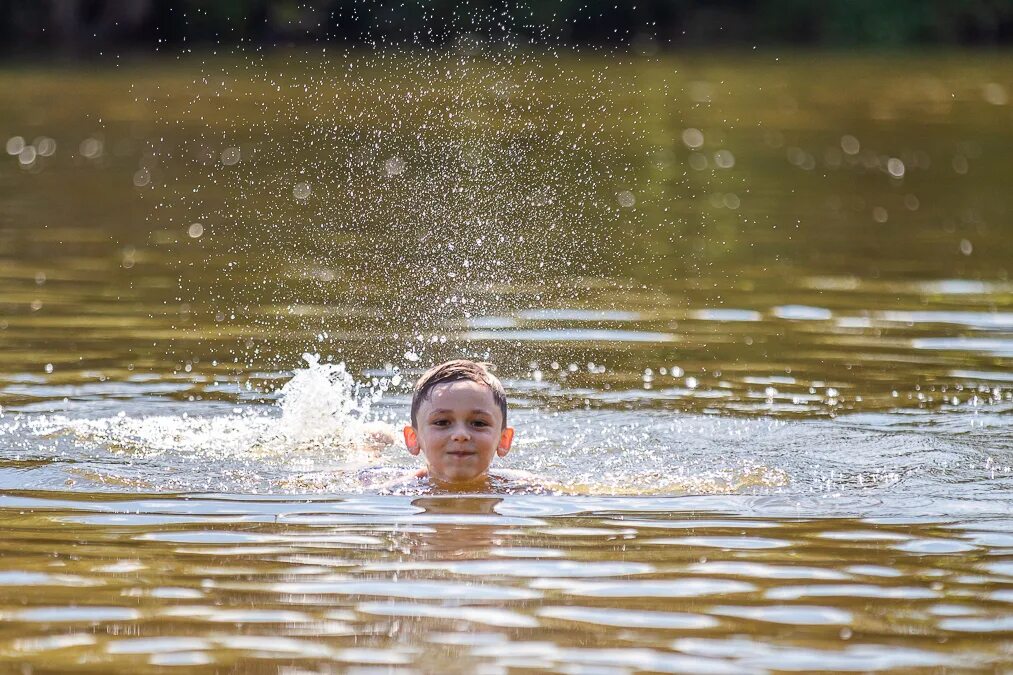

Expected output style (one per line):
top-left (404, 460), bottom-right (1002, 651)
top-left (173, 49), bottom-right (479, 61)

top-left (0, 493), bottom-right (1009, 672)
top-left (1, 51), bottom-right (1013, 670)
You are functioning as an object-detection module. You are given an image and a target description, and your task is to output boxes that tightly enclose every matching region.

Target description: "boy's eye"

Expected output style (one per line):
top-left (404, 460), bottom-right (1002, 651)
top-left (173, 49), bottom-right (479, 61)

top-left (471, 419), bottom-right (490, 427)
top-left (432, 419), bottom-right (450, 426)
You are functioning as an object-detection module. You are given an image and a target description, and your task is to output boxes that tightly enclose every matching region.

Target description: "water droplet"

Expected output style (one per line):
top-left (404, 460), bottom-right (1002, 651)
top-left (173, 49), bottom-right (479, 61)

top-left (681, 128), bottom-right (704, 149)
top-left (617, 190), bottom-right (636, 208)
top-left (79, 138), bottom-right (103, 159)
top-left (44, 363), bottom-right (53, 374)
top-left (952, 155), bottom-right (969, 175)
top-left (36, 137), bottom-right (57, 157)
top-left (886, 157), bottom-right (905, 178)
top-left (18, 146), bottom-right (37, 166)
top-left (688, 153), bottom-right (708, 170)
top-left (404, 351), bottom-right (420, 362)
top-left (133, 168), bottom-right (151, 187)
top-left (840, 135), bottom-right (860, 155)
top-left (187, 223), bottom-right (204, 238)
top-left (786, 146), bottom-right (816, 170)
top-left (221, 147), bottom-right (241, 165)
top-left (872, 207), bottom-right (888, 223)
top-left (293, 182), bottom-right (312, 200)
top-left (960, 239), bottom-right (973, 256)
top-left (713, 149), bottom-right (735, 169)
top-left (5, 136), bottom-right (24, 156)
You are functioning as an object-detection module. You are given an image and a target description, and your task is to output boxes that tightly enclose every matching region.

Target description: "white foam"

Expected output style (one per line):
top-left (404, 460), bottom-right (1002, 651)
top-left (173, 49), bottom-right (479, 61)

top-left (27, 354), bottom-right (398, 469)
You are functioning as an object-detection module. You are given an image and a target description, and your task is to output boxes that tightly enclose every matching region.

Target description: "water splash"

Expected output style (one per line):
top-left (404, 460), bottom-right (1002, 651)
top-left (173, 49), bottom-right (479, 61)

top-left (16, 355), bottom-right (398, 491)
top-left (278, 353), bottom-right (392, 448)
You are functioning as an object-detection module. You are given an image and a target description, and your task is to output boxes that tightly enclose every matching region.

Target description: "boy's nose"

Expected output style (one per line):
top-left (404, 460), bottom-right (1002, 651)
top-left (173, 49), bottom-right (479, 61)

top-left (451, 426), bottom-right (470, 441)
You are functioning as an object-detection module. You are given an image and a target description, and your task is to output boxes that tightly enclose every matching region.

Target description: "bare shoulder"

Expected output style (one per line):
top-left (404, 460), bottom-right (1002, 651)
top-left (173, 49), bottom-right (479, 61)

top-left (376, 470), bottom-right (428, 495)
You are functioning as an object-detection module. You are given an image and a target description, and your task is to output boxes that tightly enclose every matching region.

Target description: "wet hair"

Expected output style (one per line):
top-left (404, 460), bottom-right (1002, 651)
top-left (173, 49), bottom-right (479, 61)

top-left (410, 359), bottom-right (508, 428)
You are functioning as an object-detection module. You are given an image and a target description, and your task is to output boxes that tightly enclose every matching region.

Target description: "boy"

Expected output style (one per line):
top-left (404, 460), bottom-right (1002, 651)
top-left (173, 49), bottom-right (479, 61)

top-left (401, 359), bottom-right (517, 489)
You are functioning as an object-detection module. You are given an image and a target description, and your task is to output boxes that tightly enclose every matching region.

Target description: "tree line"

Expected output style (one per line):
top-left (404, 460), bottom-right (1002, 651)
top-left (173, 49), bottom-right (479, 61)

top-left (2, 0), bottom-right (1012, 55)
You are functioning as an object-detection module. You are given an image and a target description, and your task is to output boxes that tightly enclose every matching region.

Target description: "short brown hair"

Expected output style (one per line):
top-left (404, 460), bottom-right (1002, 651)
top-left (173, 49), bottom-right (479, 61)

top-left (410, 360), bottom-right (508, 428)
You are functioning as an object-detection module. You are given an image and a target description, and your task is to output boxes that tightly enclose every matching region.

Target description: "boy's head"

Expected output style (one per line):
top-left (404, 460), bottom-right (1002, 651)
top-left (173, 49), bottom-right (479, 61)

top-left (403, 360), bottom-right (514, 485)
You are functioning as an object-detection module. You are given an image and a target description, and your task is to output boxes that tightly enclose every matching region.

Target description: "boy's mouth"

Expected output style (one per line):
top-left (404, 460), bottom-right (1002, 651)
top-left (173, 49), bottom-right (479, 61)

top-left (446, 450), bottom-right (476, 458)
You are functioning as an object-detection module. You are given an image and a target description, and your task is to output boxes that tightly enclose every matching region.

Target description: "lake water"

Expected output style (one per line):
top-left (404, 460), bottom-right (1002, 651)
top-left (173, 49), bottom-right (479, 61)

top-left (1, 50), bottom-right (1011, 672)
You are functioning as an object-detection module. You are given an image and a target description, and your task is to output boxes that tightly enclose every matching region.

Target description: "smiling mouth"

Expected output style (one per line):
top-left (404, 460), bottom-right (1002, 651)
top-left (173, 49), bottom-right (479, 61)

top-left (447, 450), bottom-right (476, 458)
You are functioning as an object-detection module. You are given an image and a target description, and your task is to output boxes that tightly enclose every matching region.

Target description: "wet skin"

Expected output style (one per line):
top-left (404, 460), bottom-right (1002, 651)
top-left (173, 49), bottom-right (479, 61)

top-left (403, 380), bottom-right (515, 486)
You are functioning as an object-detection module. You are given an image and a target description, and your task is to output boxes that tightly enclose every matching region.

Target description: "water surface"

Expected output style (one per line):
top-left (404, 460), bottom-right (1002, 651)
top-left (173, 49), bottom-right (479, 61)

top-left (1, 50), bottom-right (1011, 671)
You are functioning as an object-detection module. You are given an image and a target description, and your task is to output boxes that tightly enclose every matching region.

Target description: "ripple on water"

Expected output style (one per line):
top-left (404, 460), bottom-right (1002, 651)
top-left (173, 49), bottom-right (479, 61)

top-left (122, 586), bottom-right (204, 599)
top-left (672, 638), bottom-right (962, 671)
top-left (159, 607), bottom-right (312, 624)
top-left (10, 634), bottom-right (97, 653)
top-left (911, 337), bottom-right (1013, 356)
top-left (516, 308), bottom-right (642, 322)
top-left (469, 643), bottom-right (746, 674)
top-left (0, 571), bottom-right (102, 587)
top-left (710, 605), bottom-right (852, 625)
top-left (331, 647), bottom-right (417, 665)
top-left (7, 606), bottom-right (141, 623)
top-left (149, 652), bottom-right (214, 667)
top-left (603, 518), bottom-right (776, 530)
top-left (538, 606), bottom-right (719, 630)
top-left (490, 547), bottom-right (565, 558)
top-left (845, 564), bottom-right (905, 577)
top-left (817, 530), bottom-right (912, 542)
top-left (266, 579), bottom-right (541, 601)
top-left (530, 578), bottom-right (756, 598)
top-left (980, 560), bottom-right (1013, 577)
top-left (356, 602), bottom-right (538, 628)
top-left (876, 310), bottom-right (1013, 329)
top-left (643, 536), bottom-right (790, 549)
top-left (364, 559), bottom-right (654, 578)
top-left (106, 637), bottom-right (212, 655)
top-left (690, 308), bottom-right (763, 322)
top-left (427, 631), bottom-right (509, 646)
top-left (462, 328), bottom-right (677, 342)
top-left (765, 583), bottom-right (940, 600)
top-left (212, 635), bottom-right (336, 659)
top-left (136, 530), bottom-right (284, 544)
top-left (772, 305), bottom-right (833, 320)
top-left (939, 615), bottom-right (1013, 632)
top-left (686, 561), bottom-right (849, 580)
top-left (893, 538), bottom-right (979, 554)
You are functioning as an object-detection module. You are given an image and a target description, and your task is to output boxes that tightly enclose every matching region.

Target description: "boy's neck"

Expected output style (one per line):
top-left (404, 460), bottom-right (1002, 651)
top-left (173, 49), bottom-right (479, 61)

top-left (427, 473), bottom-right (492, 492)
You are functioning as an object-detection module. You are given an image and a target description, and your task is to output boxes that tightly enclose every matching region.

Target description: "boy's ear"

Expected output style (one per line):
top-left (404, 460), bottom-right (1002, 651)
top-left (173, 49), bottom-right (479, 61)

top-left (496, 427), bottom-right (515, 458)
top-left (403, 426), bottom-right (421, 456)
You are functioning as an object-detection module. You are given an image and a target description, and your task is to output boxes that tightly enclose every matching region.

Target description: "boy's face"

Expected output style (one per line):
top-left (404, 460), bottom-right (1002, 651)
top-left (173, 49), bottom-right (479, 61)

top-left (403, 379), bottom-right (514, 484)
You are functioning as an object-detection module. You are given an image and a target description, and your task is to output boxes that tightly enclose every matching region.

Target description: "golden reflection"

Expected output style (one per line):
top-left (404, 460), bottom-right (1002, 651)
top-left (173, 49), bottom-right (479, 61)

top-left (403, 496), bottom-right (504, 556)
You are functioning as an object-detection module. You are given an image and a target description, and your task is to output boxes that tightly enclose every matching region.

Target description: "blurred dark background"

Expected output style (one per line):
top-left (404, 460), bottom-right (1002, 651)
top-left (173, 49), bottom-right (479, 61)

top-left (2, 0), bottom-right (1013, 56)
